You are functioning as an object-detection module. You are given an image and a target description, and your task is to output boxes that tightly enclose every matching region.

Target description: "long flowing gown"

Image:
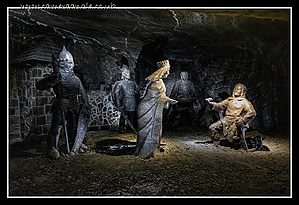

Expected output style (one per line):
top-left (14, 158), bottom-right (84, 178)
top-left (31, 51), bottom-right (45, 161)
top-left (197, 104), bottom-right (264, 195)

top-left (135, 79), bottom-right (172, 158)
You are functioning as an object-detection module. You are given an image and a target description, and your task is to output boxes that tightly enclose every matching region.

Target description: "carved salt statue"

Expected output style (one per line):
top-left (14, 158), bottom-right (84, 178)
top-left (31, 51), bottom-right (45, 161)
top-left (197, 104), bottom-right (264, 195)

top-left (112, 64), bottom-right (138, 134)
top-left (206, 83), bottom-right (256, 147)
top-left (36, 46), bottom-right (90, 159)
top-left (170, 71), bottom-right (199, 127)
top-left (135, 60), bottom-right (178, 159)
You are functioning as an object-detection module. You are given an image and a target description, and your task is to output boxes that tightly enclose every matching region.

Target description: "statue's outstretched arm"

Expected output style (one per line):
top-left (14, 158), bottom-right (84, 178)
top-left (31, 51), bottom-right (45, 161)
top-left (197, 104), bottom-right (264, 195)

top-left (205, 98), bottom-right (228, 112)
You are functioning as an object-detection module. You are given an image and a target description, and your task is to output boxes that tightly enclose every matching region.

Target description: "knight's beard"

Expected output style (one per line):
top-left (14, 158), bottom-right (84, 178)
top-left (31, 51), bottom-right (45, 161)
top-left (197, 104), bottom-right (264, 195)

top-left (60, 66), bottom-right (74, 73)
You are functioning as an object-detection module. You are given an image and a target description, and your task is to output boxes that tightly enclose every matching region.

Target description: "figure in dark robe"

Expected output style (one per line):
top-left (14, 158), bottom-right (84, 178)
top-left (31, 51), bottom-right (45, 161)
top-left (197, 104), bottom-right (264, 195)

top-left (36, 46), bottom-right (90, 159)
top-left (170, 71), bottom-right (199, 127)
top-left (206, 83), bottom-right (256, 146)
top-left (135, 60), bottom-right (178, 159)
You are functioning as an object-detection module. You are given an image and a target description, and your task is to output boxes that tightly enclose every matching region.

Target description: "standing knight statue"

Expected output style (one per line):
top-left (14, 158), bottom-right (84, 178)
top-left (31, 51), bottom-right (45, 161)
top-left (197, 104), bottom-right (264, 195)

top-left (112, 61), bottom-right (139, 134)
top-left (36, 46), bottom-right (90, 159)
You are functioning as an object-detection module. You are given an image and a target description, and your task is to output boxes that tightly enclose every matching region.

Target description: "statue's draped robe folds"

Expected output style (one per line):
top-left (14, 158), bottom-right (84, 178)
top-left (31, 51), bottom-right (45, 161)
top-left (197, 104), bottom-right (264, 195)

top-left (135, 79), bottom-right (171, 158)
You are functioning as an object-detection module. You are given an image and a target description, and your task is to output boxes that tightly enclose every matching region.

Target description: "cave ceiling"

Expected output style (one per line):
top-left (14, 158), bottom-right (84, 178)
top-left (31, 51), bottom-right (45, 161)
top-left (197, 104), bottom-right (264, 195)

top-left (9, 9), bottom-right (290, 57)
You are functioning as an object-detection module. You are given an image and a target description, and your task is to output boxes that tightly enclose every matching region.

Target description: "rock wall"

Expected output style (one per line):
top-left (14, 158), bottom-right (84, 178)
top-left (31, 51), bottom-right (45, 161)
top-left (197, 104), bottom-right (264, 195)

top-left (9, 9), bottom-right (290, 134)
top-left (88, 90), bottom-right (120, 131)
top-left (9, 63), bottom-right (55, 140)
top-left (9, 88), bottom-right (21, 140)
top-left (134, 37), bottom-right (289, 132)
top-left (9, 64), bottom-right (122, 142)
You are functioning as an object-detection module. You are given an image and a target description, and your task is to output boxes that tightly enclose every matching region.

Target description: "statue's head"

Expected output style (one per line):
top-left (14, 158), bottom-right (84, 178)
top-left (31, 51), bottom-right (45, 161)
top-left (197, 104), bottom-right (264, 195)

top-left (233, 83), bottom-right (247, 98)
top-left (159, 60), bottom-right (170, 79)
top-left (157, 60), bottom-right (170, 70)
top-left (59, 46), bottom-right (74, 72)
top-left (121, 65), bottom-right (130, 80)
top-left (180, 71), bottom-right (188, 81)
top-left (146, 60), bottom-right (170, 81)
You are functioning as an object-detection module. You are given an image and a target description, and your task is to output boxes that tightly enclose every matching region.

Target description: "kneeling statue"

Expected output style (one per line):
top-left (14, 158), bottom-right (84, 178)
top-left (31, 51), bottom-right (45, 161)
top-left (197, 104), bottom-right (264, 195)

top-left (206, 83), bottom-right (256, 146)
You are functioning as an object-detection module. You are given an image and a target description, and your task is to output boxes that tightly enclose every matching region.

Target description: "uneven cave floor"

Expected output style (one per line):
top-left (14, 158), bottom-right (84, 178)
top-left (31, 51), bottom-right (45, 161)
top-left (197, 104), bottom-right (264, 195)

top-left (9, 126), bottom-right (290, 197)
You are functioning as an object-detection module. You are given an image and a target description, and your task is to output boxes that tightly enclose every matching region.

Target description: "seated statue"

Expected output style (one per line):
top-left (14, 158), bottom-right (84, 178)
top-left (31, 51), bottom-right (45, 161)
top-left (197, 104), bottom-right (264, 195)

top-left (36, 46), bottom-right (90, 159)
top-left (170, 71), bottom-right (199, 127)
top-left (205, 83), bottom-right (256, 146)
top-left (135, 60), bottom-right (178, 159)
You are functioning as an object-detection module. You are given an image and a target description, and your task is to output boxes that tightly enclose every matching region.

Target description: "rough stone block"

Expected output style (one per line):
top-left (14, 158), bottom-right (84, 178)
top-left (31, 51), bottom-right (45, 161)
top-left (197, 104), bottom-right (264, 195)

top-left (33, 106), bottom-right (45, 116)
top-left (34, 125), bottom-right (43, 134)
top-left (36, 97), bottom-right (48, 106)
top-left (37, 69), bottom-right (42, 77)
top-left (10, 107), bottom-right (16, 115)
top-left (9, 124), bottom-right (21, 138)
top-left (45, 104), bottom-right (52, 114)
top-left (10, 99), bottom-right (19, 107)
top-left (32, 69), bottom-right (37, 77)
top-left (46, 114), bottom-right (52, 124)
top-left (37, 115), bottom-right (46, 125)
top-left (10, 116), bottom-right (20, 124)
top-left (43, 125), bottom-right (50, 134)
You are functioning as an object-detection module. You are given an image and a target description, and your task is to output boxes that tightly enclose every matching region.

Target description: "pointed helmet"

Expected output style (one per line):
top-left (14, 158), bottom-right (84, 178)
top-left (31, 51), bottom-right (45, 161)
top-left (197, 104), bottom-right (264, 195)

top-left (59, 46), bottom-right (74, 63)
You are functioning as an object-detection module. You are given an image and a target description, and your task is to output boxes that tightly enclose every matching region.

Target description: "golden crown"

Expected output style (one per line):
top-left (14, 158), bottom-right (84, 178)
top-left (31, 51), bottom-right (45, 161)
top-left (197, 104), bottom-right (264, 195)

top-left (157, 60), bottom-right (170, 69)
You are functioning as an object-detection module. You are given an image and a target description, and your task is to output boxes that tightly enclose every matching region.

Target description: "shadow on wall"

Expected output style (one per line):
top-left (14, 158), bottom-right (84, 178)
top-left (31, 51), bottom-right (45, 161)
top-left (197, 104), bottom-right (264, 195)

top-left (135, 36), bottom-right (169, 90)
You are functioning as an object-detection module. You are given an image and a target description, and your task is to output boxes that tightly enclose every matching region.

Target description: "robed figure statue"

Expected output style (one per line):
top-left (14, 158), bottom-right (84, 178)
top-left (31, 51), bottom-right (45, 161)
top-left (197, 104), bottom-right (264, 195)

top-left (135, 60), bottom-right (178, 159)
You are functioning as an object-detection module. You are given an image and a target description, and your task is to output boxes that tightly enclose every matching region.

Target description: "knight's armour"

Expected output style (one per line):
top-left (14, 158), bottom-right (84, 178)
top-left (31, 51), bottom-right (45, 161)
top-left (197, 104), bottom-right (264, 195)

top-left (114, 80), bottom-right (137, 112)
top-left (37, 70), bottom-right (85, 113)
top-left (55, 71), bottom-right (84, 112)
top-left (35, 46), bottom-right (89, 158)
top-left (122, 81), bottom-right (136, 98)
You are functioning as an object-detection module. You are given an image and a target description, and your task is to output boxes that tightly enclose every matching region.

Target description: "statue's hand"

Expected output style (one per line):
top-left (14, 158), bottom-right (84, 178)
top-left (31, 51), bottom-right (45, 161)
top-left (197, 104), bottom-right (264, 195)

top-left (205, 98), bottom-right (213, 104)
top-left (49, 72), bottom-right (61, 84)
top-left (81, 103), bottom-right (91, 117)
top-left (235, 117), bottom-right (245, 126)
top-left (169, 99), bottom-right (178, 105)
top-left (164, 99), bottom-right (177, 109)
top-left (206, 98), bottom-right (218, 106)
